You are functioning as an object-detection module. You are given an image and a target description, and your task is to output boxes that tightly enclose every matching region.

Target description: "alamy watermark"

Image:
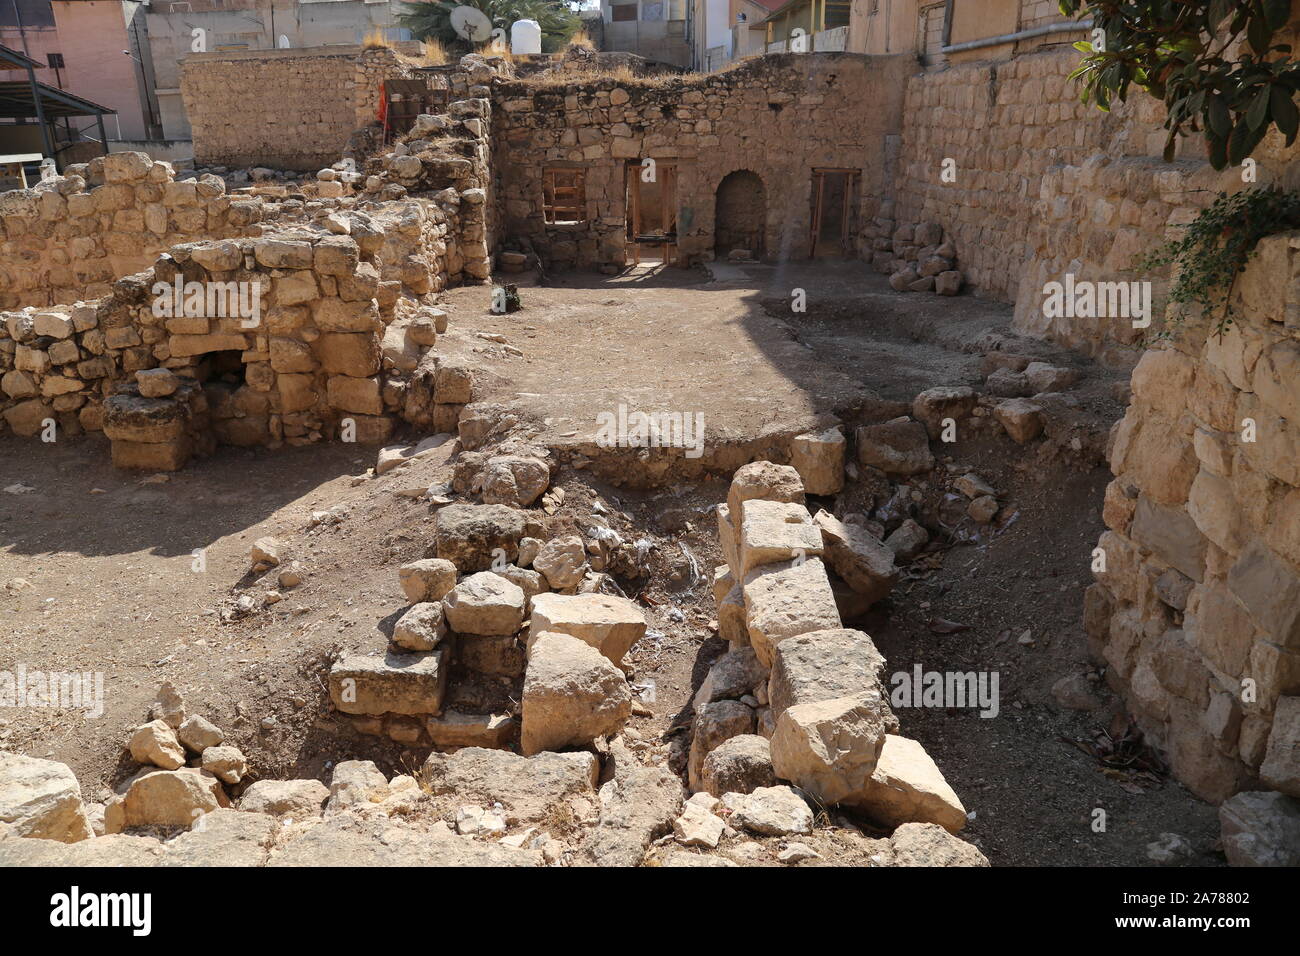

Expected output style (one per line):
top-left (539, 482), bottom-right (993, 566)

top-left (595, 403), bottom-right (705, 459)
top-left (890, 664), bottom-right (1000, 718)
top-left (151, 276), bottom-right (262, 329)
top-left (0, 664), bottom-right (104, 718)
top-left (1041, 273), bottom-right (1152, 328)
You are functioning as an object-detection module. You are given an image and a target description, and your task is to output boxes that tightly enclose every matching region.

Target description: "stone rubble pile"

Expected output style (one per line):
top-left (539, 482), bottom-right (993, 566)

top-left (863, 219), bottom-right (964, 297)
top-left (684, 460), bottom-right (972, 843)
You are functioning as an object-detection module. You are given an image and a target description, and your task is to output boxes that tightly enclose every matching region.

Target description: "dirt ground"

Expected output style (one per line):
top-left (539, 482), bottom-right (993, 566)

top-left (0, 261), bottom-right (1222, 863)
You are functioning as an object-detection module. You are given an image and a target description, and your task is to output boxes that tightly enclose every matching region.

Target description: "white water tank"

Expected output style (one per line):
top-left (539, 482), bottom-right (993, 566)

top-left (511, 19), bottom-right (542, 55)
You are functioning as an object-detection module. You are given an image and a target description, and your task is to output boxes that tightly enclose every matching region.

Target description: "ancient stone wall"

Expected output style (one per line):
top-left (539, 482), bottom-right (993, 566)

top-left (0, 203), bottom-right (464, 455)
top-left (182, 47), bottom-right (416, 171)
top-left (491, 53), bottom-right (913, 270)
top-left (1084, 237), bottom-right (1300, 805)
top-left (890, 47), bottom-right (1214, 367)
top-left (0, 152), bottom-right (269, 311)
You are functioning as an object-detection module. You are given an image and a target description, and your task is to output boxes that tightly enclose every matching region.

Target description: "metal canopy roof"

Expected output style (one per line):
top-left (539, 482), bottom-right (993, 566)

top-left (0, 81), bottom-right (116, 119)
top-left (0, 42), bottom-right (43, 71)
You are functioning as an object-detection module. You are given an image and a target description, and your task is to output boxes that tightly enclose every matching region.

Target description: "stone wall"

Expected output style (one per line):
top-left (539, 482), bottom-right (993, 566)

top-left (491, 53), bottom-right (913, 270)
top-left (0, 202), bottom-right (467, 457)
top-left (890, 46), bottom-right (1214, 367)
top-left (182, 47), bottom-right (417, 171)
top-left (0, 152), bottom-right (269, 311)
top-left (1084, 237), bottom-right (1300, 805)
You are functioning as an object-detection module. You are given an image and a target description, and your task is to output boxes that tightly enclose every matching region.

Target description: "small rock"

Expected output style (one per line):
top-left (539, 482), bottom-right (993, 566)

top-left (128, 720), bottom-right (186, 770)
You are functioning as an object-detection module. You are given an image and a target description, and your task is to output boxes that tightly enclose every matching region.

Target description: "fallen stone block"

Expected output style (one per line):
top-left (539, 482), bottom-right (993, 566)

top-left (443, 571), bottom-right (525, 636)
top-left (725, 785), bottom-right (813, 836)
top-left (0, 753), bottom-right (93, 842)
top-left (325, 760), bottom-right (388, 812)
top-left (726, 460), bottom-right (805, 524)
top-left (770, 696), bottom-right (888, 805)
top-left (108, 768), bottom-right (228, 831)
top-left (994, 398), bottom-right (1044, 443)
top-left (673, 800), bottom-right (724, 848)
top-left (329, 649), bottom-right (448, 716)
top-left (528, 592), bottom-right (646, 666)
top-left (813, 510), bottom-right (898, 603)
top-left (701, 734), bottom-right (777, 797)
top-left (789, 427), bottom-right (845, 495)
top-left (398, 557), bottom-right (458, 604)
top-left (432, 503), bottom-right (538, 572)
top-left (127, 719), bottom-right (186, 770)
top-left (532, 535), bottom-right (589, 590)
top-left (739, 499), bottom-right (822, 577)
top-left (743, 557), bottom-right (842, 667)
top-left (392, 601), bottom-right (448, 651)
top-left (521, 632), bottom-right (631, 755)
top-left (420, 747), bottom-right (599, 825)
top-left (1260, 696), bottom-right (1300, 796)
top-left (848, 734), bottom-right (967, 833)
top-left (1219, 790), bottom-right (1300, 866)
top-left (239, 779), bottom-right (329, 817)
top-left (768, 627), bottom-right (890, 720)
top-left (688, 698), bottom-right (756, 792)
top-left (855, 418), bottom-right (934, 476)
top-left (480, 454), bottom-right (550, 507)
top-left (177, 715), bottom-right (223, 754)
top-left (890, 822), bottom-right (988, 866)
top-left (692, 646), bottom-right (768, 712)
top-left (1024, 362), bottom-right (1081, 393)
top-left (200, 745), bottom-right (248, 785)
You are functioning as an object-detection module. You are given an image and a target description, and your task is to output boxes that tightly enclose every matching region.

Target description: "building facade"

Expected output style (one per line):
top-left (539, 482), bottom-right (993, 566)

top-left (598, 0), bottom-right (690, 69)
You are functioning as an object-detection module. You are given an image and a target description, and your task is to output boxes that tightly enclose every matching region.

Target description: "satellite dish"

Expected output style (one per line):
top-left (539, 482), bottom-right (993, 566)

top-left (449, 5), bottom-right (493, 43)
top-left (277, 34), bottom-right (290, 48)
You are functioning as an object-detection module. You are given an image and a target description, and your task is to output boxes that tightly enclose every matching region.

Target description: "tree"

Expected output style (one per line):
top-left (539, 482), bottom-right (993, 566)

top-left (1058, 0), bottom-right (1300, 168)
top-left (397, 0), bottom-right (581, 53)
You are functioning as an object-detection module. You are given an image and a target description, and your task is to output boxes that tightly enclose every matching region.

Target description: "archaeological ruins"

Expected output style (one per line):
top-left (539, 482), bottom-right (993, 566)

top-left (0, 0), bottom-right (1297, 884)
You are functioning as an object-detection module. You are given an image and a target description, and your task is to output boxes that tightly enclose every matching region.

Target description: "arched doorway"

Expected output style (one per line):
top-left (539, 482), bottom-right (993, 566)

top-left (714, 170), bottom-right (766, 259)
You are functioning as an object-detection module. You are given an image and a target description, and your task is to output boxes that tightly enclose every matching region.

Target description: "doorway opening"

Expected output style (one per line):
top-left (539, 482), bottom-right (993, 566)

top-left (626, 160), bottom-right (678, 266)
top-left (714, 169), bottom-right (765, 260)
top-left (809, 168), bottom-right (861, 258)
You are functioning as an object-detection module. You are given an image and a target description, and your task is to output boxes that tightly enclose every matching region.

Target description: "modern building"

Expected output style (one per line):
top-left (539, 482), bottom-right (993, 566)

top-left (1, 0), bottom-right (160, 144)
top-left (598, 0), bottom-right (690, 69)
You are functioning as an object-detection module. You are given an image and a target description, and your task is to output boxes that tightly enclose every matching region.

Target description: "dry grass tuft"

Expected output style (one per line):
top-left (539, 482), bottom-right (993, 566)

top-left (419, 37), bottom-right (450, 65)
top-left (363, 27), bottom-right (392, 50)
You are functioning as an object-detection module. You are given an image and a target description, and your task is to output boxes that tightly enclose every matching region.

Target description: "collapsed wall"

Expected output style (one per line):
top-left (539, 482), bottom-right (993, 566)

top-left (0, 152), bottom-right (270, 311)
top-left (491, 53), bottom-right (912, 270)
top-left (1085, 238), bottom-right (1300, 806)
top-left (0, 196), bottom-right (478, 456)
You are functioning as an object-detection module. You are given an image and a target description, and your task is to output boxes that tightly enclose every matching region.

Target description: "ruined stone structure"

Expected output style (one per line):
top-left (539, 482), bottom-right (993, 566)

top-left (492, 54), bottom-right (912, 269)
top-left (182, 47), bottom-right (419, 172)
top-left (0, 154), bottom-right (269, 311)
top-left (1086, 241), bottom-right (1300, 805)
top-left (3, 27), bottom-right (1300, 865)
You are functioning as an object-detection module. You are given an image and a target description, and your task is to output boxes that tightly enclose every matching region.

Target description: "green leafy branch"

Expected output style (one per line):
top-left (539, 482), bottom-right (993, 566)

top-left (1058, 1), bottom-right (1300, 168)
top-left (1137, 185), bottom-right (1300, 334)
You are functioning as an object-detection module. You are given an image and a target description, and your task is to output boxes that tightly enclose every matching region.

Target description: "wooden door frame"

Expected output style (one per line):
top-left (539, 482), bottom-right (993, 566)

top-left (809, 167), bottom-right (861, 258)
top-left (625, 160), bottom-right (679, 266)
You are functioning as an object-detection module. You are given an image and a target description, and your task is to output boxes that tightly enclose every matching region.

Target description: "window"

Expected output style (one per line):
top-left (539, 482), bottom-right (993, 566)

top-left (611, 3), bottom-right (637, 21)
top-left (46, 53), bottom-right (64, 69)
top-left (543, 168), bottom-right (586, 225)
